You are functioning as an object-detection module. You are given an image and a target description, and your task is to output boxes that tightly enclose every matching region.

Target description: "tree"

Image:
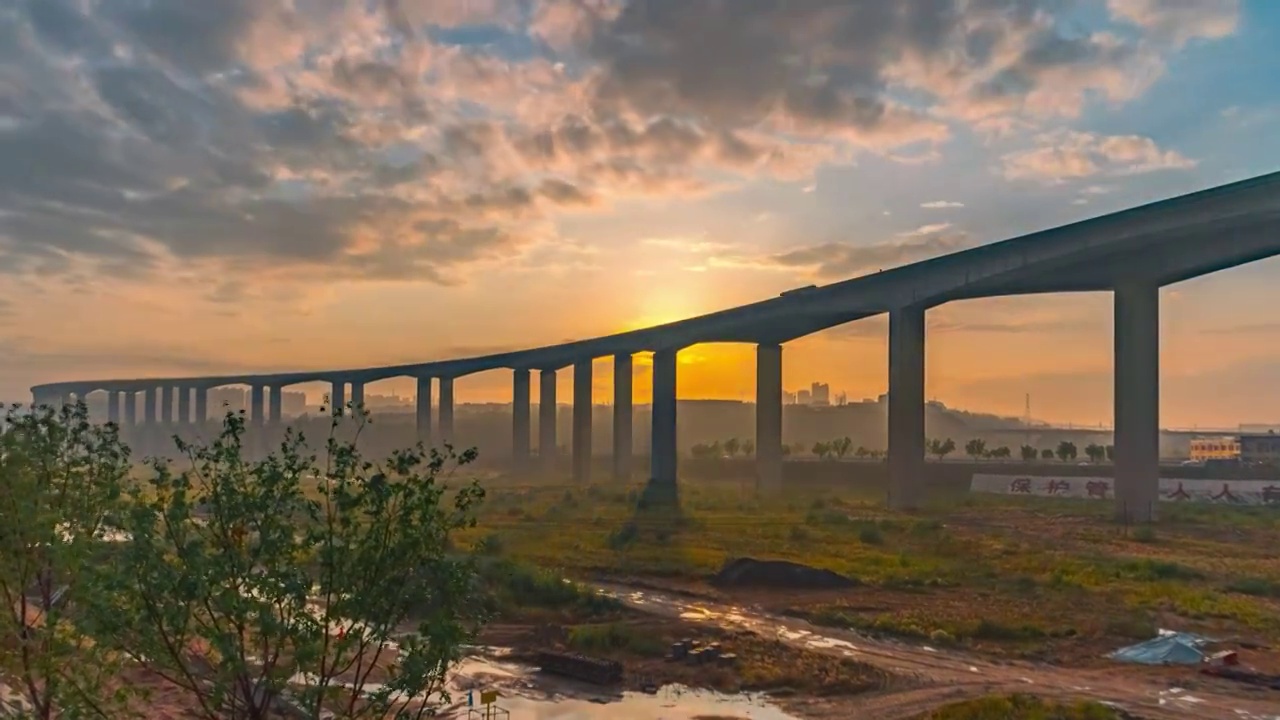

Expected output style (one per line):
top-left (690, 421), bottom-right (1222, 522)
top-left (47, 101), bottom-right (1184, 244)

top-left (1041, 448), bottom-right (1055, 460)
top-left (1056, 440), bottom-right (1078, 462)
top-left (0, 402), bottom-right (134, 720)
top-left (833, 437), bottom-right (853, 459)
top-left (812, 441), bottom-right (830, 459)
top-left (723, 437), bottom-right (741, 457)
top-left (964, 438), bottom-right (987, 461)
top-left (990, 446), bottom-right (1012, 460)
top-left (741, 439), bottom-right (755, 457)
top-left (854, 446), bottom-right (869, 459)
top-left (690, 443), bottom-right (712, 459)
top-left (83, 409), bottom-right (487, 720)
top-left (927, 438), bottom-right (956, 461)
top-left (1105, 444), bottom-right (1115, 462)
top-left (1020, 444), bottom-right (1038, 461)
top-left (1084, 443), bottom-right (1106, 463)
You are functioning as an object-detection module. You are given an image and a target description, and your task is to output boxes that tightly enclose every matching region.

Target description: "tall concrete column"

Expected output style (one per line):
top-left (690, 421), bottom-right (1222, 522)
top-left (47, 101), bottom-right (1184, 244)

top-left (144, 388), bottom-right (157, 426)
top-left (269, 386), bottom-right (282, 425)
top-left (124, 392), bottom-right (137, 427)
top-left (438, 377), bottom-right (454, 444)
top-left (250, 385), bottom-right (265, 427)
top-left (161, 386), bottom-right (174, 426)
top-left (60, 392), bottom-right (73, 408)
top-left (649, 348), bottom-right (679, 498)
top-left (512, 369), bottom-right (531, 470)
top-left (195, 388), bottom-right (208, 425)
top-left (887, 305), bottom-right (926, 510)
top-left (350, 382), bottom-right (364, 411)
top-left (330, 381), bottom-right (345, 416)
top-left (177, 387), bottom-right (191, 425)
top-left (1114, 279), bottom-right (1160, 523)
top-left (756, 343), bottom-right (784, 493)
top-left (612, 353), bottom-right (633, 481)
top-left (416, 377), bottom-right (433, 446)
top-left (572, 359), bottom-right (593, 483)
top-left (539, 369), bottom-right (557, 469)
top-left (107, 391), bottom-right (121, 425)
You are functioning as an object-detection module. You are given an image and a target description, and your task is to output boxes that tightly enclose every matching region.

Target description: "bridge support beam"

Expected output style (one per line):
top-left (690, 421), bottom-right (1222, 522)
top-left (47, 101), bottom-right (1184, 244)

top-left (351, 382), bottom-right (364, 412)
top-left (161, 386), bottom-right (174, 426)
top-left (439, 377), bottom-right (454, 445)
top-left (1114, 279), bottom-right (1160, 523)
top-left (416, 377), bottom-right (432, 446)
top-left (195, 388), bottom-right (207, 425)
top-left (647, 348), bottom-right (679, 504)
top-left (888, 305), bottom-right (927, 510)
top-left (512, 369), bottom-right (531, 471)
top-left (573, 360), bottom-right (593, 483)
top-left (330, 381), bottom-right (345, 416)
top-left (144, 388), bottom-right (157, 426)
top-left (269, 386), bottom-right (282, 426)
top-left (250, 385), bottom-right (264, 428)
top-left (124, 392), bottom-right (137, 428)
top-left (756, 343), bottom-right (784, 493)
top-left (613, 353), bottom-right (633, 481)
top-left (178, 387), bottom-right (191, 425)
top-left (539, 370), bottom-right (557, 471)
top-left (107, 391), bottom-right (121, 425)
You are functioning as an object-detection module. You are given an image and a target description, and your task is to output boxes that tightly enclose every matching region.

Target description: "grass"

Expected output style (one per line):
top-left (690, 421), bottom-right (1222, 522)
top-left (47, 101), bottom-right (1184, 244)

top-left (919, 694), bottom-right (1127, 719)
top-left (459, 474), bottom-right (1280, 658)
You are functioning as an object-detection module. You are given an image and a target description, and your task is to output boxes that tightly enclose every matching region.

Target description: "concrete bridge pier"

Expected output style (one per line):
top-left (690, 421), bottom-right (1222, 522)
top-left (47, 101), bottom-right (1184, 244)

top-left (887, 305), bottom-right (927, 511)
top-left (647, 348), bottom-right (679, 504)
top-left (195, 388), bottom-right (207, 426)
top-left (250, 385), bottom-right (264, 428)
top-left (512, 369), bottom-right (531, 472)
top-left (1114, 279), bottom-right (1160, 523)
top-left (416, 377), bottom-right (432, 446)
top-left (124, 391), bottom-right (137, 428)
top-left (351, 382), bottom-right (365, 411)
top-left (613, 353), bottom-right (633, 481)
top-left (439, 377), bottom-right (454, 445)
top-left (572, 360), bottom-right (593, 483)
top-left (755, 343), bottom-right (783, 493)
top-left (328, 381), bottom-right (345, 416)
top-left (178, 387), bottom-right (191, 426)
top-left (107, 391), bottom-right (121, 425)
top-left (269, 386), bottom-right (282, 429)
top-left (539, 369), bottom-right (557, 471)
top-left (143, 387), bottom-right (158, 455)
top-left (161, 386), bottom-right (174, 427)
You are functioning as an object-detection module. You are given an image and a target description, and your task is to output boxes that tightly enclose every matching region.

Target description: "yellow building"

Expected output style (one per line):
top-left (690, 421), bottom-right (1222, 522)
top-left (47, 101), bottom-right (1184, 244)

top-left (1189, 436), bottom-right (1240, 462)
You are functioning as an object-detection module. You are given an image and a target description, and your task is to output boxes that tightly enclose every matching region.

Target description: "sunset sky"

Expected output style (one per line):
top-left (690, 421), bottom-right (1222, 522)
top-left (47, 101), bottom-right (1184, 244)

top-left (2, 0), bottom-right (1279, 427)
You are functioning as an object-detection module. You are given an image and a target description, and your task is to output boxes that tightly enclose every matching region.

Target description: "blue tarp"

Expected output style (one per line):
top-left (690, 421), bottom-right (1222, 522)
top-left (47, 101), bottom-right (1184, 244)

top-left (1108, 630), bottom-right (1214, 665)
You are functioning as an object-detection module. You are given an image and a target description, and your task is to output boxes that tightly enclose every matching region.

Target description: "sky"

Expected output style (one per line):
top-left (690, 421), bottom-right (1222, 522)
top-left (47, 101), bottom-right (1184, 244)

top-left (2, 0), bottom-right (1279, 428)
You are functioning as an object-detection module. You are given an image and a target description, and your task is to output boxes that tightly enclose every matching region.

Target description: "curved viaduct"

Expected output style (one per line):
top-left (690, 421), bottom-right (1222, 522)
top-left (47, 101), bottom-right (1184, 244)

top-left (32, 171), bottom-right (1280, 522)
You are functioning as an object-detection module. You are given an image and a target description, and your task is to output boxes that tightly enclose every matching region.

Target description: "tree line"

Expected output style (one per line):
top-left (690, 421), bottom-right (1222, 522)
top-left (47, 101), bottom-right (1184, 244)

top-left (690, 436), bottom-right (1117, 463)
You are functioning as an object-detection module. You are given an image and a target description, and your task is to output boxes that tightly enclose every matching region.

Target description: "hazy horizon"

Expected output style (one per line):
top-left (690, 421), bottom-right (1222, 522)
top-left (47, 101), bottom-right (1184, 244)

top-left (3, 0), bottom-right (1280, 428)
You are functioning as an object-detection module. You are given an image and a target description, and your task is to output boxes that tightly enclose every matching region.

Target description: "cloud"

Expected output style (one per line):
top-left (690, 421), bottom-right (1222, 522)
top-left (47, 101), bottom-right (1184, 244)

top-left (921, 200), bottom-right (964, 209)
top-left (0, 0), bottom-right (1239, 298)
top-left (1001, 130), bottom-right (1196, 181)
top-left (718, 225), bottom-right (973, 280)
top-left (1108, 0), bottom-right (1239, 48)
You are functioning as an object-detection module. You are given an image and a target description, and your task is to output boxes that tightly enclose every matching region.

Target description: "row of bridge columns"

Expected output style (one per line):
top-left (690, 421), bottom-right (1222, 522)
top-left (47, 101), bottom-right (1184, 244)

top-left (38, 283), bottom-right (1159, 522)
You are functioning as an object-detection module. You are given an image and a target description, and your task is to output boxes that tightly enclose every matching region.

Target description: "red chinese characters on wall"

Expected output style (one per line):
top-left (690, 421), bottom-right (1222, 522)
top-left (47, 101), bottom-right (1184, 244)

top-left (1085, 480), bottom-right (1110, 499)
top-left (1165, 482), bottom-right (1191, 501)
top-left (1009, 478), bottom-right (1032, 493)
top-left (1046, 479), bottom-right (1071, 495)
top-left (1211, 483), bottom-right (1239, 503)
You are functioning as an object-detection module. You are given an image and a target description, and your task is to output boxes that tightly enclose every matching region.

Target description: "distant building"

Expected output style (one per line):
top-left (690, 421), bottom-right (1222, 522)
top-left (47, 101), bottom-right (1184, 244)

top-left (1189, 436), bottom-right (1240, 462)
top-left (797, 389), bottom-right (812, 405)
top-left (1239, 431), bottom-right (1280, 464)
top-left (783, 391), bottom-right (797, 405)
top-left (835, 391), bottom-right (848, 406)
top-left (811, 382), bottom-right (830, 406)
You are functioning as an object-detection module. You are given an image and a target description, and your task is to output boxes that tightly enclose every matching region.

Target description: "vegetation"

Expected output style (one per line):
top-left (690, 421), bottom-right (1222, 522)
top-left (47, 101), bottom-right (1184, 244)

top-left (691, 434), bottom-right (1108, 464)
top-left (919, 694), bottom-right (1125, 719)
top-left (462, 474), bottom-right (1280, 660)
top-left (2, 402), bottom-right (488, 720)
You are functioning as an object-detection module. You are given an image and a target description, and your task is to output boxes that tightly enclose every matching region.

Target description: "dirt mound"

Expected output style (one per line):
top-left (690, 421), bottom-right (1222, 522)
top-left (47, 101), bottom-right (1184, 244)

top-left (711, 557), bottom-right (857, 590)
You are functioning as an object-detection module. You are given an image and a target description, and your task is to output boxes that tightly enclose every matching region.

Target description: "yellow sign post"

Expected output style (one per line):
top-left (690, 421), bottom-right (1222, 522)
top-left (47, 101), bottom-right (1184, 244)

top-left (467, 689), bottom-right (509, 720)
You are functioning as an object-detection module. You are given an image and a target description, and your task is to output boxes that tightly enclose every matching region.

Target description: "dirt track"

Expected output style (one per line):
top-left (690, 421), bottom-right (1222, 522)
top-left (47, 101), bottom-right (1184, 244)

top-left (592, 582), bottom-right (1280, 720)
